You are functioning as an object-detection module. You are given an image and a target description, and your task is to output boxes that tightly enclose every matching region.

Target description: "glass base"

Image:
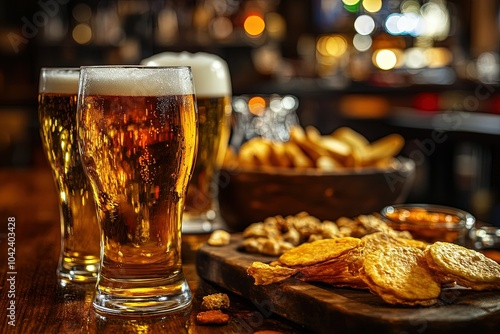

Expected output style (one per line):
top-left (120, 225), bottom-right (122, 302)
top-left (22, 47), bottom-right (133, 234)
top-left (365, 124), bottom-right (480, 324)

top-left (57, 257), bottom-right (99, 284)
top-left (93, 275), bottom-right (192, 317)
top-left (182, 210), bottom-right (225, 234)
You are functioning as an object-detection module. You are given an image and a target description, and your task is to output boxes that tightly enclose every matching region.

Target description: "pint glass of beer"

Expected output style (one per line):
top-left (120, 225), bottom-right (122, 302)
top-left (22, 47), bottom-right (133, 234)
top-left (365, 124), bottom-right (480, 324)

top-left (38, 68), bottom-right (100, 284)
top-left (142, 52), bottom-right (232, 233)
top-left (77, 66), bottom-right (196, 315)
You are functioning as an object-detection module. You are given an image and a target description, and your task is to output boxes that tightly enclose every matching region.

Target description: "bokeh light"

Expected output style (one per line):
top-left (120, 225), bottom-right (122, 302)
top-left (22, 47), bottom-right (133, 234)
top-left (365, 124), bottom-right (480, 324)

top-left (317, 35), bottom-right (347, 57)
top-left (244, 15), bottom-right (265, 37)
top-left (210, 16), bottom-right (233, 39)
top-left (373, 49), bottom-right (398, 70)
top-left (353, 34), bottom-right (372, 52)
top-left (362, 0), bottom-right (382, 13)
top-left (72, 23), bottom-right (92, 44)
top-left (354, 15), bottom-right (375, 36)
top-left (73, 3), bottom-right (92, 22)
top-left (385, 13), bottom-right (423, 36)
top-left (425, 47), bottom-right (453, 68)
top-left (248, 96), bottom-right (266, 116)
top-left (266, 12), bottom-right (286, 40)
top-left (342, 0), bottom-right (361, 12)
top-left (405, 47), bottom-right (427, 69)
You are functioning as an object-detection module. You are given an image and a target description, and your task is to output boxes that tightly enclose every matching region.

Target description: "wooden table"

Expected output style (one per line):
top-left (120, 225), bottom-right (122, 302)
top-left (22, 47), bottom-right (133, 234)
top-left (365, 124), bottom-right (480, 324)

top-left (0, 168), bottom-right (306, 333)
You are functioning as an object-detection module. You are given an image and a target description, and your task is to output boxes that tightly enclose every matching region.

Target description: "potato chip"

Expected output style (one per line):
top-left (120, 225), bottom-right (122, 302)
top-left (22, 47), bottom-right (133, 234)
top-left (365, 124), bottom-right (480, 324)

top-left (296, 250), bottom-right (368, 289)
top-left (360, 246), bottom-right (440, 306)
top-left (425, 242), bottom-right (500, 290)
top-left (278, 237), bottom-right (360, 267)
top-left (247, 261), bottom-right (298, 285)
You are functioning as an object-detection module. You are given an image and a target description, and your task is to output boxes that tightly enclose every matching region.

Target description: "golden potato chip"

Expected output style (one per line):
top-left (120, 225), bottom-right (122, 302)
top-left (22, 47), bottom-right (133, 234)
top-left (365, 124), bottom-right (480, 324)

top-left (425, 242), bottom-right (500, 290)
top-left (360, 246), bottom-right (440, 306)
top-left (360, 232), bottom-right (427, 253)
top-left (247, 261), bottom-right (298, 285)
top-left (296, 250), bottom-right (368, 289)
top-left (278, 237), bottom-right (360, 267)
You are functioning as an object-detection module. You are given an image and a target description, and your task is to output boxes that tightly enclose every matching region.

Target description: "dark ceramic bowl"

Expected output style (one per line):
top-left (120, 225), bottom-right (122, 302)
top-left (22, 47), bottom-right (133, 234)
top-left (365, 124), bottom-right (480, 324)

top-left (218, 157), bottom-right (415, 231)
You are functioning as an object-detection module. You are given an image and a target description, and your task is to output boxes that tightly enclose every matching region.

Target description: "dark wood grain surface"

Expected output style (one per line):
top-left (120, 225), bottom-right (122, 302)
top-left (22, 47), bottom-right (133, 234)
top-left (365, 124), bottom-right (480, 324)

top-left (0, 168), bottom-right (306, 334)
top-left (197, 234), bottom-right (500, 334)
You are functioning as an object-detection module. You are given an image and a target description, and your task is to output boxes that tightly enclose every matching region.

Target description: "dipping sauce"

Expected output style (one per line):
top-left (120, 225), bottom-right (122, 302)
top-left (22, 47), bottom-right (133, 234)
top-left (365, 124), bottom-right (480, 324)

top-left (381, 204), bottom-right (475, 245)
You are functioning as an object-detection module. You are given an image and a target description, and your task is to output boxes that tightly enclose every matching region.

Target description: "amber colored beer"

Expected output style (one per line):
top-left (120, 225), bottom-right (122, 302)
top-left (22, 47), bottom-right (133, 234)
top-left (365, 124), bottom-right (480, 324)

top-left (142, 52), bottom-right (232, 233)
top-left (183, 95), bottom-right (231, 216)
top-left (77, 66), bottom-right (196, 315)
top-left (38, 68), bottom-right (100, 283)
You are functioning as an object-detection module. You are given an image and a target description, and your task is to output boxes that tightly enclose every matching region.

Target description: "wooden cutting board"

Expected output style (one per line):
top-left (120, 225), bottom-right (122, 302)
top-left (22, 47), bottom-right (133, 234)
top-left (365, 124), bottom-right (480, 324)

top-left (196, 234), bottom-right (500, 334)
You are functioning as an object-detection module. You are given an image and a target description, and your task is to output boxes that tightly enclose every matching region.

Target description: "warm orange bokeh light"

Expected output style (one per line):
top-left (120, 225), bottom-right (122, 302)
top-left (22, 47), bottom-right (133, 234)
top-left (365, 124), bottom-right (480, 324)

top-left (248, 96), bottom-right (266, 115)
top-left (244, 15), bottom-right (265, 37)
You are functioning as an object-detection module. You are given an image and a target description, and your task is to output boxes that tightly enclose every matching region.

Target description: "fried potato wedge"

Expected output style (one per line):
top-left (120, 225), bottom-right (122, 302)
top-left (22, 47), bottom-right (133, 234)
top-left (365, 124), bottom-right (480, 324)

top-left (228, 126), bottom-right (405, 170)
top-left (283, 141), bottom-right (314, 168)
top-left (425, 242), bottom-right (500, 290)
top-left (278, 237), bottom-right (360, 267)
top-left (360, 246), bottom-right (441, 306)
top-left (364, 133), bottom-right (405, 166)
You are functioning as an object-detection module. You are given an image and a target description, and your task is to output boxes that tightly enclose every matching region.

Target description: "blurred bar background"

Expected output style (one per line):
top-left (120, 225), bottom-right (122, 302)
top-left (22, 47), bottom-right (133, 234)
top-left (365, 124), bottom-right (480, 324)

top-left (0, 0), bottom-right (499, 225)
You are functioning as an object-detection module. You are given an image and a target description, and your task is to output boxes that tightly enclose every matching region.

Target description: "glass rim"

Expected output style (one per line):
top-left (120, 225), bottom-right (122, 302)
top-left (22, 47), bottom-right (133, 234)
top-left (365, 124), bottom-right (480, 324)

top-left (41, 67), bottom-right (80, 72)
top-left (79, 65), bottom-right (192, 70)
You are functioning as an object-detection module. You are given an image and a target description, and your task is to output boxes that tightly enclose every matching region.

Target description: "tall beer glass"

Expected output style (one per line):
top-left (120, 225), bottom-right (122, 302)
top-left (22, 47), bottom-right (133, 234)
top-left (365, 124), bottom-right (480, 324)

top-left (38, 68), bottom-right (100, 284)
top-left (142, 52), bottom-right (232, 233)
top-left (77, 66), bottom-right (196, 316)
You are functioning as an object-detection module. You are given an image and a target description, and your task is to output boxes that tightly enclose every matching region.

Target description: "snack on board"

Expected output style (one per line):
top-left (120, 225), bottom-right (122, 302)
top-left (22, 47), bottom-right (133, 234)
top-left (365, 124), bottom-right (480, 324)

top-left (245, 221), bottom-right (500, 306)
top-left (295, 250), bottom-right (367, 289)
top-left (241, 212), bottom-right (412, 256)
top-left (247, 262), bottom-right (298, 285)
top-left (228, 126), bottom-right (405, 170)
top-left (207, 230), bottom-right (231, 246)
top-left (196, 310), bottom-right (230, 325)
top-left (278, 237), bottom-right (360, 267)
top-left (425, 242), bottom-right (500, 290)
top-left (201, 293), bottom-right (231, 310)
top-left (359, 246), bottom-right (441, 306)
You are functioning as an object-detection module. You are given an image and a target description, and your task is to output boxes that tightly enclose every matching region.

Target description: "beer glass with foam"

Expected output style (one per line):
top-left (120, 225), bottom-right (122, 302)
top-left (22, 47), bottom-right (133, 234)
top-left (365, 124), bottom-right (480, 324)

top-left (142, 52), bottom-right (232, 233)
top-left (77, 66), bottom-right (197, 315)
top-left (38, 68), bottom-right (100, 284)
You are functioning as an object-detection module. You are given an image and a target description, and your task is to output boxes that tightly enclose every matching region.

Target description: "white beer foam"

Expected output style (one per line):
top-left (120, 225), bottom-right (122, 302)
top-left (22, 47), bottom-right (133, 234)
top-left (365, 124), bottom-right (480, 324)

top-left (141, 52), bottom-right (232, 97)
top-left (39, 68), bottom-right (79, 94)
top-left (80, 66), bottom-right (195, 96)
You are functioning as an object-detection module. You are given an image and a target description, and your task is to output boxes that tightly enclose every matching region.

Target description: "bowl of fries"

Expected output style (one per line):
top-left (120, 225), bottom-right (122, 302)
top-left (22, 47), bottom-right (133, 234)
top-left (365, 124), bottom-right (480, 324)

top-left (218, 126), bottom-right (416, 231)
